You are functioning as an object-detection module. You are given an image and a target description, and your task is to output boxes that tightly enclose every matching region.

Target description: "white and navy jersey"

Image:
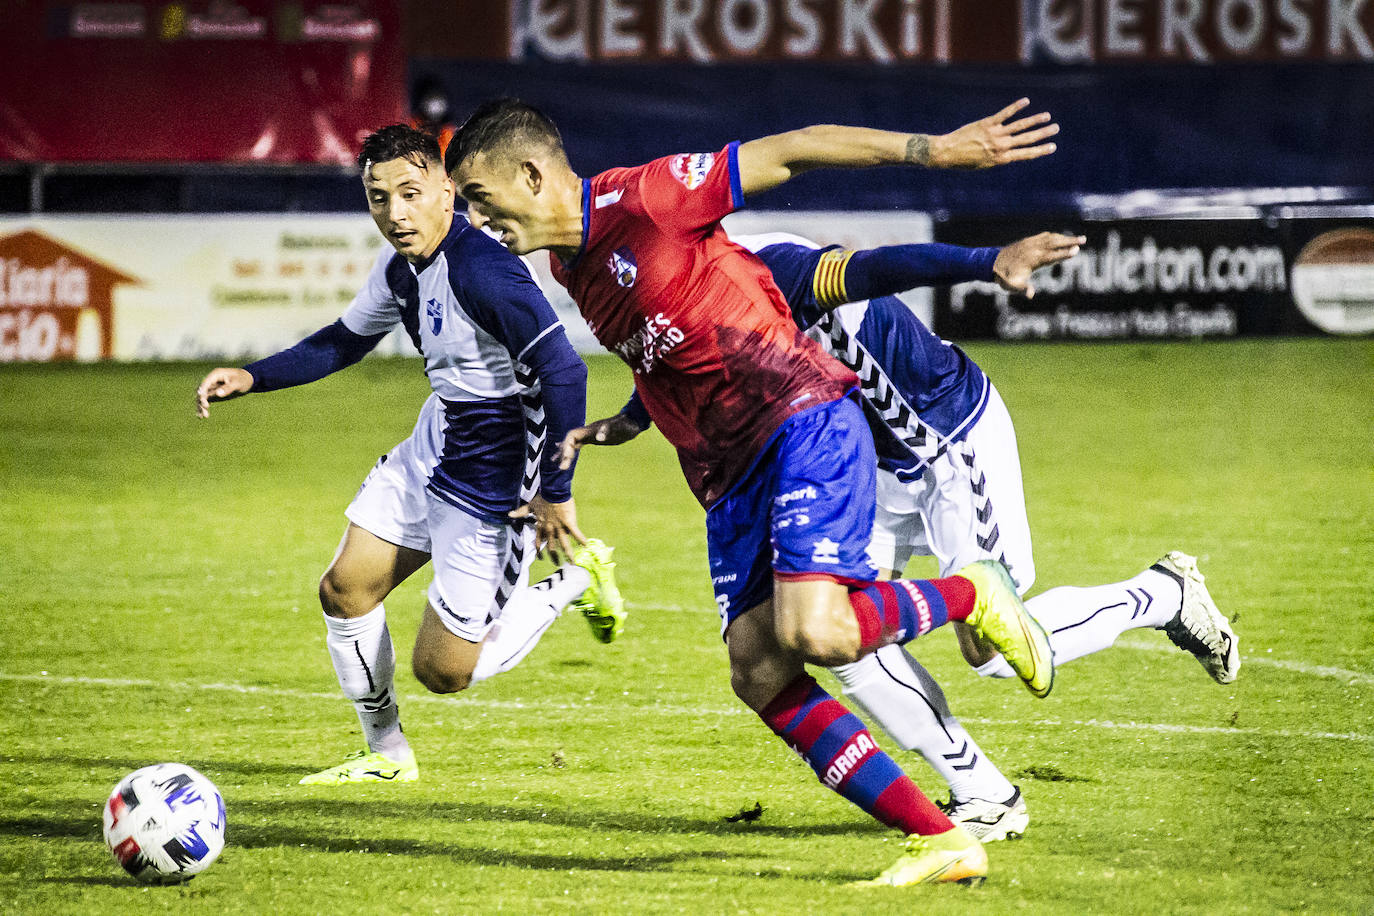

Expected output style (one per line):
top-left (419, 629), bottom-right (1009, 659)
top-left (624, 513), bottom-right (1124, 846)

top-left (738, 233), bottom-right (989, 481)
top-left (339, 217), bottom-right (586, 521)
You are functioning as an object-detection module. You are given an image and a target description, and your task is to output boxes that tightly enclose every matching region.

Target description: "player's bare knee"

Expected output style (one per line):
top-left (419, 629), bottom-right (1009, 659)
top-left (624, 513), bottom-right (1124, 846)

top-left (318, 568), bottom-right (379, 619)
top-left (775, 613), bottom-right (858, 666)
top-left (729, 666), bottom-right (762, 706)
top-left (412, 657), bottom-right (472, 695)
top-left (728, 660), bottom-right (790, 713)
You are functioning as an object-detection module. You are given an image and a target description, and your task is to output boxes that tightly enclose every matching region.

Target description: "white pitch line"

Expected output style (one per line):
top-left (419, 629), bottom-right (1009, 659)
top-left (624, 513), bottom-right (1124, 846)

top-left (958, 716), bottom-right (1374, 745)
top-left (3, 671), bottom-right (1371, 744)
top-left (1114, 638), bottom-right (1374, 685)
top-left (635, 605), bottom-right (1374, 686)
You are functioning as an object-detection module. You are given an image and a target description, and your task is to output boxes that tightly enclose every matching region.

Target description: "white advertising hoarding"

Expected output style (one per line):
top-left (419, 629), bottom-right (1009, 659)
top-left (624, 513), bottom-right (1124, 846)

top-left (0, 211), bottom-right (932, 363)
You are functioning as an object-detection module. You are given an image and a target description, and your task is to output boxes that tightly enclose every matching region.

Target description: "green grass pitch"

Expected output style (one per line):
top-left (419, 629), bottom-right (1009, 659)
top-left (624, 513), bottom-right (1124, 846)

top-left (2, 339), bottom-right (1371, 914)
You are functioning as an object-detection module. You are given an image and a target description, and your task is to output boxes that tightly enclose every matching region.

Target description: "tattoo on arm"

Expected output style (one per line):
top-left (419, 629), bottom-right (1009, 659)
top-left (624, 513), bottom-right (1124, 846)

top-left (904, 134), bottom-right (932, 167)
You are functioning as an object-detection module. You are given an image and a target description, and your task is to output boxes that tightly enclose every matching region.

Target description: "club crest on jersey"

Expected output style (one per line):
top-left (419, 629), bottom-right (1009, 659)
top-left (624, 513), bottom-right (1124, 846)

top-left (608, 246), bottom-right (637, 288)
top-left (425, 297), bottom-right (443, 334)
top-left (669, 152), bottom-right (715, 190)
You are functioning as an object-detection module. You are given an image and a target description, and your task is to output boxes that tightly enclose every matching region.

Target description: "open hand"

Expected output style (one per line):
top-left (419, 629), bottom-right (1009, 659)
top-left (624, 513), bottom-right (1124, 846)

top-left (932, 99), bottom-right (1060, 170)
top-left (993, 232), bottom-right (1086, 297)
top-left (511, 494), bottom-right (586, 563)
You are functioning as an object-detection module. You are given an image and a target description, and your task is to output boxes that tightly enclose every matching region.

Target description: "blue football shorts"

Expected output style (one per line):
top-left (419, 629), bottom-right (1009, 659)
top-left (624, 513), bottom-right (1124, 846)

top-left (705, 394), bottom-right (880, 636)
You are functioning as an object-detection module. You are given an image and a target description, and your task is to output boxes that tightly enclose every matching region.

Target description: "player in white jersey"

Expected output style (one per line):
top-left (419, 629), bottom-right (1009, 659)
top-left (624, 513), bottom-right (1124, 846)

top-left (567, 228), bottom-right (1238, 839)
top-left (195, 126), bottom-right (625, 784)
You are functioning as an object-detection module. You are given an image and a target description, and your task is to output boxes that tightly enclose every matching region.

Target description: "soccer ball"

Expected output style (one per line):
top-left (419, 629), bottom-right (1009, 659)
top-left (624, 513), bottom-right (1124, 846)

top-left (102, 763), bottom-right (226, 883)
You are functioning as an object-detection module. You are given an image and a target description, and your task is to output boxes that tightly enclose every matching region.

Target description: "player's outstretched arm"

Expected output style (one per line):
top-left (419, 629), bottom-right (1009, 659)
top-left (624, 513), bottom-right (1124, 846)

top-left (195, 367), bottom-right (254, 418)
top-left (992, 231), bottom-right (1085, 298)
top-left (194, 320), bottom-right (386, 419)
top-left (736, 98), bottom-right (1058, 196)
top-left (557, 413), bottom-right (646, 470)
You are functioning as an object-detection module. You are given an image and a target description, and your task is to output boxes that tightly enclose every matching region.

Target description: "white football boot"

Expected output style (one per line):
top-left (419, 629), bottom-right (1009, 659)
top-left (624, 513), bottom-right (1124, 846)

top-left (1153, 551), bottom-right (1240, 684)
top-left (939, 787), bottom-right (1029, 843)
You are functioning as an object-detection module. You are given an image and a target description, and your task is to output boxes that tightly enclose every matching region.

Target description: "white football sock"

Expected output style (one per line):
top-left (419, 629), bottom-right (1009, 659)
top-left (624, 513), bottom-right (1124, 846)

top-left (470, 565), bottom-right (591, 684)
top-left (976, 567), bottom-right (1184, 678)
top-left (323, 604), bottom-right (409, 759)
top-left (830, 644), bottom-right (1017, 803)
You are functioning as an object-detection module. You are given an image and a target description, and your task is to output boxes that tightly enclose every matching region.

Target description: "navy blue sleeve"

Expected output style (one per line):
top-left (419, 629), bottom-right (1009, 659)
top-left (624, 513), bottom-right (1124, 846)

top-left (451, 230), bottom-right (564, 358)
top-left (752, 243), bottom-right (830, 330)
top-left (621, 388), bottom-right (652, 430)
top-left (243, 320), bottom-right (385, 393)
top-left (843, 244), bottom-right (999, 300)
top-left (519, 329), bottom-right (587, 504)
top-left (450, 230), bottom-right (588, 503)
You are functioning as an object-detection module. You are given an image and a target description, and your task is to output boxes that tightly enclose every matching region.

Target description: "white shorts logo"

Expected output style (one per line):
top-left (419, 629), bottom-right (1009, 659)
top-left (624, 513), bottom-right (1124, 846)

top-left (811, 537), bottom-right (840, 564)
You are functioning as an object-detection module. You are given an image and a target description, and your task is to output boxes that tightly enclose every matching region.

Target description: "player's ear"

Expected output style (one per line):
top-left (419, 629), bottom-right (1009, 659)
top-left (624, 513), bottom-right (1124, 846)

top-left (521, 159), bottom-right (543, 195)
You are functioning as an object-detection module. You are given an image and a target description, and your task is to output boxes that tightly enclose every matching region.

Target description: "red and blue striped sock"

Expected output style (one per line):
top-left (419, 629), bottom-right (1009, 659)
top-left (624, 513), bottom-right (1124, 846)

top-left (849, 575), bottom-right (976, 653)
top-left (760, 673), bottom-right (953, 836)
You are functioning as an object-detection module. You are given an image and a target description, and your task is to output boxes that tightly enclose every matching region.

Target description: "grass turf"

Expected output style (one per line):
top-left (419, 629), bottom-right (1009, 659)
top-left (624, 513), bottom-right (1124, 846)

top-left (1, 339), bottom-right (1372, 914)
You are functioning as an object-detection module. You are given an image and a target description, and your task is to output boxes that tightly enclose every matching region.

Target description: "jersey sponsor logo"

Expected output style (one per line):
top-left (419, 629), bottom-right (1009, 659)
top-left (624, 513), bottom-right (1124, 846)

top-left (811, 537), bottom-right (840, 564)
top-left (594, 188), bottom-right (624, 209)
top-left (613, 311), bottom-right (685, 374)
top-left (822, 732), bottom-right (876, 788)
top-left (669, 152), bottom-right (715, 190)
top-left (608, 246), bottom-right (638, 288)
top-left (425, 297), bottom-right (443, 334)
top-left (775, 485), bottom-right (817, 507)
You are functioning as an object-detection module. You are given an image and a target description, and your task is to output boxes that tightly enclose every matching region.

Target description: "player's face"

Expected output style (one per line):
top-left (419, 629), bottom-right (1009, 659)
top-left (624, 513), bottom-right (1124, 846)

top-left (362, 156), bottom-right (454, 263)
top-left (454, 153), bottom-right (543, 255)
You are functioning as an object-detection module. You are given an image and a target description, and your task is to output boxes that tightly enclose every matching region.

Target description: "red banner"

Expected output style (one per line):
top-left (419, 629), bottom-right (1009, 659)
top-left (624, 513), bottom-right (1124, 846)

top-left (0, 1), bottom-right (405, 164)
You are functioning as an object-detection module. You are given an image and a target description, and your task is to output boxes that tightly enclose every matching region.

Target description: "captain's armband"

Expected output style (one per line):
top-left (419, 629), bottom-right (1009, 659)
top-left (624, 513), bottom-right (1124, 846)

top-left (812, 248), bottom-right (856, 309)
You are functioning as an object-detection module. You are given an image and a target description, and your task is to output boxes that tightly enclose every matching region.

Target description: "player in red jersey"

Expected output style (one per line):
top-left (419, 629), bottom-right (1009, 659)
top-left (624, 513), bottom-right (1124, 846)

top-left (449, 98), bottom-right (1058, 886)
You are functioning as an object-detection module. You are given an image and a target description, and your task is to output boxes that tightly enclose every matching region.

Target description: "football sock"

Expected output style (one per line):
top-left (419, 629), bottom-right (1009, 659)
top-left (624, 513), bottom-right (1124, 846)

top-left (849, 575), bottom-right (976, 652)
top-left (760, 673), bottom-right (954, 836)
top-left (470, 565), bottom-right (592, 684)
top-left (830, 645), bottom-right (1017, 803)
top-left (323, 604), bottom-right (409, 760)
top-left (975, 567), bottom-right (1183, 678)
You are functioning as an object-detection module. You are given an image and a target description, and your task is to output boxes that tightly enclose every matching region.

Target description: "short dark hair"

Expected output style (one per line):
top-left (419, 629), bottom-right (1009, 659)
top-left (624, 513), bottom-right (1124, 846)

top-left (446, 98), bottom-right (567, 175)
top-left (356, 124), bottom-right (442, 173)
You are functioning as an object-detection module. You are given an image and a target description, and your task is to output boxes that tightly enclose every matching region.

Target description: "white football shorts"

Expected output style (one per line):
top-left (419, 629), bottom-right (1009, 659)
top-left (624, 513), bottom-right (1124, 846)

top-left (345, 394), bottom-right (536, 642)
top-left (867, 383), bottom-right (1036, 595)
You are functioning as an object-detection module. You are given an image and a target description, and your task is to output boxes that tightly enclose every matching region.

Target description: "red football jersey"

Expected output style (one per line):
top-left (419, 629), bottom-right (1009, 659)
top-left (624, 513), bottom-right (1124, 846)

top-left (549, 143), bottom-right (856, 507)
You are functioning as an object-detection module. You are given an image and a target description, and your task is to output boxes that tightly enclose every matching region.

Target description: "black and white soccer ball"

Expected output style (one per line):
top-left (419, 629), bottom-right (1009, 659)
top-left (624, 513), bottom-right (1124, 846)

top-left (102, 763), bottom-right (226, 883)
